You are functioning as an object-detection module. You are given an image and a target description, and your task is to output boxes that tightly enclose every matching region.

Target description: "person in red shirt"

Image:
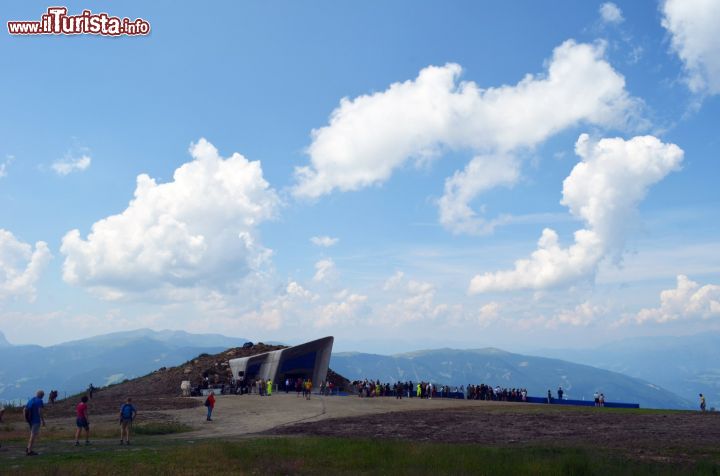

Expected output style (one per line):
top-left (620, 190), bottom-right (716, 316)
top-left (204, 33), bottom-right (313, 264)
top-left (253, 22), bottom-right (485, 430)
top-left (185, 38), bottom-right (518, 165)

top-left (74, 395), bottom-right (90, 446)
top-left (205, 391), bottom-right (216, 421)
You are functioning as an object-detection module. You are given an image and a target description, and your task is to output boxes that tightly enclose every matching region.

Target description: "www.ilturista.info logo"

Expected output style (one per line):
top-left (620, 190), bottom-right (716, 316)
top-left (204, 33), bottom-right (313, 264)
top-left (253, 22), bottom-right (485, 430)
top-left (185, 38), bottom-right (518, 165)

top-left (7, 7), bottom-right (150, 36)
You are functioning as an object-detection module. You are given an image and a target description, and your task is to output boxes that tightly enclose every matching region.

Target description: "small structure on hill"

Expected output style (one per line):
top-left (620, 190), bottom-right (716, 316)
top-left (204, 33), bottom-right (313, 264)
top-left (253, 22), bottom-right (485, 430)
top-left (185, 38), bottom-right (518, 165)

top-left (229, 336), bottom-right (333, 389)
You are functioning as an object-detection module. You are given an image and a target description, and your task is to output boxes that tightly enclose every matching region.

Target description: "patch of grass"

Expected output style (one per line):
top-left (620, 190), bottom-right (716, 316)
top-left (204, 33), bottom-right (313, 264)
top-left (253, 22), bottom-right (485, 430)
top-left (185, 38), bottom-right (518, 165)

top-left (5, 437), bottom-right (720, 475)
top-left (132, 422), bottom-right (192, 435)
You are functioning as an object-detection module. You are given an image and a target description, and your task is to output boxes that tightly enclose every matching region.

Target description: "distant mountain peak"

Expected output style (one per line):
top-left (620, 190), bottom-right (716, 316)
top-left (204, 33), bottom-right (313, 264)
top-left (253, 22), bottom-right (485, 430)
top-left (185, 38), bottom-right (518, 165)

top-left (0, 330), bottom-right (11, 347)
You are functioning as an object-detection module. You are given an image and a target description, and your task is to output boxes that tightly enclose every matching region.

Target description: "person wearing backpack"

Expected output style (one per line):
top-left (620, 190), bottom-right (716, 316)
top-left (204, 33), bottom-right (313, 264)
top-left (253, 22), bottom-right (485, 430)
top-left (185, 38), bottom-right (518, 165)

top-left (119, 397), bottom-right (136, 445)
top-left (24, 390), bottom-right (46, 456)
top-left (204, 391), bottom-right (216, 421)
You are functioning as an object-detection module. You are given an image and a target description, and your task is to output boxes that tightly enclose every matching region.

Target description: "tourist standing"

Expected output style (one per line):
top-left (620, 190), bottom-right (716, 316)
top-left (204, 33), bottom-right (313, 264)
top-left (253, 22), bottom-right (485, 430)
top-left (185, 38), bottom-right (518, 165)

top-left (74, 395), bottom-right (91, 446)
top-left (700, 393), bottom-right (707, 412)
top-left (205, 391), bottom-right (216, 421)
top-left (24, 390), bottom-right (45, 456)
top-left (119, 397), bottom-right (137, 445)
top-left (266, 379), bottom-right (273, 396)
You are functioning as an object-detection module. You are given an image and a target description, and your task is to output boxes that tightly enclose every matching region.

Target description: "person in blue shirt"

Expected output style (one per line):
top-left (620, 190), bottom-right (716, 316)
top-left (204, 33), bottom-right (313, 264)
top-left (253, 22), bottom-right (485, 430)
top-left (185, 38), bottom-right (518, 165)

top-left (24, 390), bottom-right (45, 456)
top-left (119, 397), bottom-right (137, 445)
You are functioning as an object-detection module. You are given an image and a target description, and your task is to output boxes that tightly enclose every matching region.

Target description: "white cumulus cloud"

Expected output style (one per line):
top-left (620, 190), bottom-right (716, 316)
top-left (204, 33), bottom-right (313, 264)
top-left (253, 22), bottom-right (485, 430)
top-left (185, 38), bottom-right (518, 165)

top-left (470, 133), bottom-right (683, 293)
top-left (52, 154), bottom-right (92, 176)
top-left (383, 271), bottom-right (405, 291)
top-left (313, 258), bottom-right (337, 282)
top-left (599, 3), bottom-right (624, 24)
top-left (0, 155), bottom-right (14, 178)
top-left (294, 40), bottom-right (640, 234)
top-left (60, 138), bottom-right (279, 300)
top-left (315, 290), bottom-right (368, 328)
top-left (547, 301), bottom-right (604, 328)
top-left (377, 272), bottom-right (451, 325)
top-left (662, 0), bottom-right (720, 95)
top-left (476, 302), bottom-right (501, 327)
top-left (310, 235), bottom-right (339, 247)
top-left (636, 275), bottom-right (720, 324)
top-left (0, 229), bottom-right (52, 302)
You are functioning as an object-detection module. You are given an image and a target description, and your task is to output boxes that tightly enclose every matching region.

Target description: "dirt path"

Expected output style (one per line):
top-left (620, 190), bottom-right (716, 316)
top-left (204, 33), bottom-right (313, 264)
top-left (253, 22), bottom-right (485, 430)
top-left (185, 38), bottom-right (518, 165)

top-left (165, 393), bottom-right (482, 438)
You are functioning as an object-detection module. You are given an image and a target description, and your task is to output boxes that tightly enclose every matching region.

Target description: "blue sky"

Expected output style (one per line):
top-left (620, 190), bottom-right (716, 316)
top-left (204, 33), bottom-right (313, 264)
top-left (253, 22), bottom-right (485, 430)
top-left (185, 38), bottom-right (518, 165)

top-left (1, 0), bottom-right (719, 352)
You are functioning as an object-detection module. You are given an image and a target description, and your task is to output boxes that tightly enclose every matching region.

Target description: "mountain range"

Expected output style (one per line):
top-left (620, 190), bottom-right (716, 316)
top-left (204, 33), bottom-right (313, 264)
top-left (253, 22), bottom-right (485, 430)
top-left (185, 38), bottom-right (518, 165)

top-left (0, 329), bottom-right (251, 404)
top-left (534, 333), bottom-right (720, 410)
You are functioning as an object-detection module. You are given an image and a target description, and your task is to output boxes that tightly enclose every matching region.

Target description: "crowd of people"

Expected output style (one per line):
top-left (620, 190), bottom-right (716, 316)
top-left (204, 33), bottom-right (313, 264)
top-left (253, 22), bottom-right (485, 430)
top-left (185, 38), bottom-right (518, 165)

top-left (351, 379), bottom-right (530, 401)
top-left (466, 384), bottom-right (528, 402)
top-left (190, 373), bottom-right (336, 400)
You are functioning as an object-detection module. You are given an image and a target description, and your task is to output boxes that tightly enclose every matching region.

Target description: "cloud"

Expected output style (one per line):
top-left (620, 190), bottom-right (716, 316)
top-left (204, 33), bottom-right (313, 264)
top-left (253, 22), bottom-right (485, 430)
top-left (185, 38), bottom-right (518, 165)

top-left (662, 0), bottom-right (720, 95)
top-left (635, 275), bottom-right (720, 324)
top-left (0, 155), bottom-right (14, 178)
top-left (242, 281), bottom-right (318, 331)
top-left (294, 40), bottom-right (640, 234)
top-left (312, 258), bottom-right (337, 282)
top-left (310, 235), bottom-right (339, 247)
top-left (470, 134), bottom-right (683, 293)
top-left (546, 301), bottom-right (604, 328)
top-left (438, 154), bottom-right (520, 234)
top-left (376, 272), bottom-right (452, 325)
top-left (60, 138), bottom-right (279, 300)
top-left (52, 154), bottom-right (92, 176)
top-left (0, 229), bottom-right (52, 302)
top-left (599, 3), bottom-right (624, 24)
top-left (315, 290), bottom-right (368, 328)
top-left (383, 271), bottom-right (405, 291)
top-left (476, 302), bottom-right (501, 327)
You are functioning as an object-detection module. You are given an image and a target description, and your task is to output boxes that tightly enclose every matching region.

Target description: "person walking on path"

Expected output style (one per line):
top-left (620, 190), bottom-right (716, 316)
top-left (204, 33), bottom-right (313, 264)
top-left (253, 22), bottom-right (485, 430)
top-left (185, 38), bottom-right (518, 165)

top-left (74, 395), bottom-right (91, 446)
top-left (700, 393), bottom-right (707, 412)
top-left (304, 379), bottom-right (312, 400)
top-left (24, 390), bottom-right (45, 456)
top-left (119, 397), bottom-right (136, 445)
top-left (266, 379), bottom-right (273, 397)
top-left (205, 391), bottom-right (216, 421)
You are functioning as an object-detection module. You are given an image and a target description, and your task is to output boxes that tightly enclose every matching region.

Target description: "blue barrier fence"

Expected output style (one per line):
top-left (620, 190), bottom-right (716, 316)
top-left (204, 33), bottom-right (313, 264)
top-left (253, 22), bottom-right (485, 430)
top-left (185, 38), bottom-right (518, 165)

top-left (526, 396), bottom-right (639, 408)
